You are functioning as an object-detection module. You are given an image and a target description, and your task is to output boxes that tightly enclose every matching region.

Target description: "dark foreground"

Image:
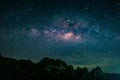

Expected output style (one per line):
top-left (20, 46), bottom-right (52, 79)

top-left (0, 55), bottom-right (120, 80)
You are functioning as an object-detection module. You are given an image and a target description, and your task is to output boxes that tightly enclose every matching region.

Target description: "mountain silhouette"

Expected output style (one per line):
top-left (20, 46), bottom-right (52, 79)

top-left (0, 54), bottom-right (120, 80)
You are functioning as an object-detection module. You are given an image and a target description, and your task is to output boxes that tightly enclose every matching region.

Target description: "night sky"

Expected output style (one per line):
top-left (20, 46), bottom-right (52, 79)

top-left (0, 0), bottom-right (120, 73)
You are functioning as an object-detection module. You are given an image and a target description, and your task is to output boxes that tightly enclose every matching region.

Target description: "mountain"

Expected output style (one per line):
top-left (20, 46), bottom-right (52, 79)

top-left (104, 73), bottom-right (120, 80)
top-left (0, 55), bottom-right (120, 80)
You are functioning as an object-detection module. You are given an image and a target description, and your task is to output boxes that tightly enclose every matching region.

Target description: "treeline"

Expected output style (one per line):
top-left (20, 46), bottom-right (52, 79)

top-left (0, 54), bottom-right (120, 80)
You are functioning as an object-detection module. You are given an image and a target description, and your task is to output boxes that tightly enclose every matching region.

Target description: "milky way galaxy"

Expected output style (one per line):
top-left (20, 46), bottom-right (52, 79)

top-left (0, 0), bottom-right (120, 73)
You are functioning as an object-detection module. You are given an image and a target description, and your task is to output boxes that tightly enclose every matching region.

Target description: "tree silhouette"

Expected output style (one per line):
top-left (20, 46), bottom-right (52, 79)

top-left (89, 66), bottom-right (104, 80)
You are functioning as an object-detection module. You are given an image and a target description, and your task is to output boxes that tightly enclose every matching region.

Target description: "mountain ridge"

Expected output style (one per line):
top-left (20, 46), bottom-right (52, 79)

top-left (0, 55), bottom-right (120, 80)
